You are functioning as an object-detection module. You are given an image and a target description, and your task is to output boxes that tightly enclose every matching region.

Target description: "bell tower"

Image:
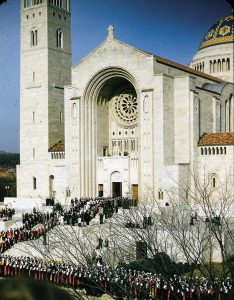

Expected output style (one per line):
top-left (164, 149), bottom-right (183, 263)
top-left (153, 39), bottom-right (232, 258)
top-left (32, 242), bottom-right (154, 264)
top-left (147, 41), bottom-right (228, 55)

top-left (18, 0), bottom-right (71, 199)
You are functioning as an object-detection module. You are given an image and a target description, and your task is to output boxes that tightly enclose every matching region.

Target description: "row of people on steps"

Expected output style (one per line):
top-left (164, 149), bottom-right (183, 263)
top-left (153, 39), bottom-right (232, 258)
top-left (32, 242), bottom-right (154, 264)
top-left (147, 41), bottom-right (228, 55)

top-left (0, 255), bottom-right (233, 299)
top-left (0, 212), bottom-right (58, 254)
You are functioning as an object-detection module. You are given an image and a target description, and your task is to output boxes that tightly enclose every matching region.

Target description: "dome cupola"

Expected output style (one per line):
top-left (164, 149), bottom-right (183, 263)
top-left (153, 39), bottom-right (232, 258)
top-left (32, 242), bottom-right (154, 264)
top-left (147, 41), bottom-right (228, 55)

top-left (199, 14), bottom-right (233, 50)
top-left (189, 14), bottom-right (233, 82)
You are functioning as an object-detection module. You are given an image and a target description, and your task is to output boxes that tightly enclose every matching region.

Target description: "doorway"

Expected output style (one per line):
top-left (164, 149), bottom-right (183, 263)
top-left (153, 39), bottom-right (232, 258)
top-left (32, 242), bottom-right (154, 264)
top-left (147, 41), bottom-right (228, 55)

top-left (112, 182), bottom-right (122, 198)
top-left (132, 184), bottom-right (138, 204)
top-left (98, 184), bottom-right (104, 197)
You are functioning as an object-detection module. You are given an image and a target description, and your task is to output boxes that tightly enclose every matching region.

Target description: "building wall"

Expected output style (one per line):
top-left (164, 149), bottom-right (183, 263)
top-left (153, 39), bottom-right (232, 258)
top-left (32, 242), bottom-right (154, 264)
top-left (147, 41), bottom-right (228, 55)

top-left (198, 145), bottom-right (234, 184)
top-left (65, 36), bottom-right (233, 201)
top-left (18, 0), bottom-right (71, 201)
top-left (190, 43), bottom-right (233, 83)
top-left (14, 3), bottom-right (233, 208)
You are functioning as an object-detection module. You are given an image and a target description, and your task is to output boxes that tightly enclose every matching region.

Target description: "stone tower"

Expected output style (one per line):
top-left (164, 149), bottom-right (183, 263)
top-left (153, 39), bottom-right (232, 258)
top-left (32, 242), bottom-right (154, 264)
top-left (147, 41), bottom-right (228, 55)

top-left (17, 0), bottom-right (71, 200)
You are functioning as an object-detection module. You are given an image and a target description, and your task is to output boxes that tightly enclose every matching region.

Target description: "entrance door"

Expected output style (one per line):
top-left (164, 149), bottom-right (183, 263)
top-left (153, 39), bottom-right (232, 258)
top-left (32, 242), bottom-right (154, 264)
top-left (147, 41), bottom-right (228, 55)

top-left (112, 182), bottom-right (122, 198)
top-left (98, 184), bottom-right (104, 197)
top-left (132, 184), bottom-right (138, 205)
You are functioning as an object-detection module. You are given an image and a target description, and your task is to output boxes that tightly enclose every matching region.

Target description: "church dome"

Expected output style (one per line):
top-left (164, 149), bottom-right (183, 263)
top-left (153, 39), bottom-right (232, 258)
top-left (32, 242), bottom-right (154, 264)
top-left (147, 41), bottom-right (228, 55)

top-left (199, 14), bottom-right (234, 50)
top-left (189, 14), bottom-right (233, 82)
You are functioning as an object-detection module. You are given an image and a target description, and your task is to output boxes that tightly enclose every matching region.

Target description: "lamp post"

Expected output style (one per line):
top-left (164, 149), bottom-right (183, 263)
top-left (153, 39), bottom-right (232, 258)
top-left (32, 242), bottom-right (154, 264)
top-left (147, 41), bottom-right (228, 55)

top-left (5, 186), bottom-right (10, 197)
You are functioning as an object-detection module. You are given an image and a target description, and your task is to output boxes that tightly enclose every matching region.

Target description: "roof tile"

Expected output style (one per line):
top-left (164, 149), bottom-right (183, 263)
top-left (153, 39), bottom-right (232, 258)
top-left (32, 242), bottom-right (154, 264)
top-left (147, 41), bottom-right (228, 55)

top-left (198, 132), bottom-right (234, 146)
top-left (48, 140), bottom-right (65, 152)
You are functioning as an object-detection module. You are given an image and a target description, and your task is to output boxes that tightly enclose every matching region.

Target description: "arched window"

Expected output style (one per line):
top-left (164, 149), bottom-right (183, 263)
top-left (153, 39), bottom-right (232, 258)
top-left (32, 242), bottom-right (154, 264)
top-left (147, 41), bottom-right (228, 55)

top-left (131, 140), bottom-right (135, 152)
top-left (143, 95), bottom-right (149, 113)
top-left (72, 103), bottom-right (77, 118)
top-left (210, 61), bottom-right (213, 73)
top-left (158, 190), bottom-right (163, 200)
top-left (204, 148), bottom-right (207, 155)
top-left (212, 147), bottom-right (215, 155)
top-left (213, 60), bottom-right (217, 73)
top-left (124, 140), bottom-right (128, 151)
top-left (220, 147), bottom-right (223, 154)
top-left (56, 28), bottom-right (63, 48)
top-left (208, 148), bottom-right (211, 155)
top-left (212, 177), bottom-right (216, 188)
top-left (218, 60), bottom-right (221, 72)
top-left (224, 147), bottom-right (226, 154)
top-left (209, 173), bottom-right (218, 189)
top-left (24, 0), bottom-right (29, 8)
top-left (31, 29), bottom-right (38, 46)
top-left (216, 147), bottom-right (219, 154)
top-left (226, 58), bottom-right (230, 71)
top-left (201, 148), bottom-right (203, 155)
top-left (33, 177), bottom-right (37, 190)
top-left (222, 58), bottom-right (226, 72)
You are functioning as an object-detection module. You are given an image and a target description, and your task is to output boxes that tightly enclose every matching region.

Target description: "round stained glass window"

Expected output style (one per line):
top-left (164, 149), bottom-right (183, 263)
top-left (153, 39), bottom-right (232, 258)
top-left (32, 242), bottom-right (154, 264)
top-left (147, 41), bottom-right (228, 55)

top-left (111, 90), bottom-right (138, 127)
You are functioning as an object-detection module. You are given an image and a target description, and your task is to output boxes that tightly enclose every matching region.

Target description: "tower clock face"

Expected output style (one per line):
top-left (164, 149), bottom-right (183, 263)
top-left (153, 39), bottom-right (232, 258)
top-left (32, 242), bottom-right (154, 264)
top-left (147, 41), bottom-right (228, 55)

top-left (111, 90), bottom-right (138, 127)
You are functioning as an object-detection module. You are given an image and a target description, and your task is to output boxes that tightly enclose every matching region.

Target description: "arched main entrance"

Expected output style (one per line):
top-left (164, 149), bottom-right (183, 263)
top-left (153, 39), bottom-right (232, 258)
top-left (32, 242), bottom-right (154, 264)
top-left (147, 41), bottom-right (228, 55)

top-left (79, 67), bottom-right (139, 197)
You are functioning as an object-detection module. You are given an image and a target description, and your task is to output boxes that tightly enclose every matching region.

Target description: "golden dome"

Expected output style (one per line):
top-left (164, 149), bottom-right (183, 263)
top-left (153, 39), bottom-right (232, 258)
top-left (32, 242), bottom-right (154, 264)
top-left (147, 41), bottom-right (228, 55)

top-left (199, 14), bottom-right (234, 50)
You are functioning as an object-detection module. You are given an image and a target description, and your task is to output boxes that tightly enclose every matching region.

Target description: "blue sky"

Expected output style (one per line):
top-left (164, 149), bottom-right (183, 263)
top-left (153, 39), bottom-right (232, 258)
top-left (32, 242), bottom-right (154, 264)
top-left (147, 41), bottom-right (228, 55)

top-left (0, 0), bottom-right (231, 153)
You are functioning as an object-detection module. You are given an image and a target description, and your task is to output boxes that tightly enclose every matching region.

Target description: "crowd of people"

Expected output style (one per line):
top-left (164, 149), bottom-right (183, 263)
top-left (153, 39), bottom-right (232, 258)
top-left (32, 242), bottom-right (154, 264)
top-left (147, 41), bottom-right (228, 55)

top-left (0, 211), bottom-right (58, 255)
top-left (0, 207), bottom-right (15, 221)
top-left (0, 255), bottom-right (233, 299)
top-left (0, 226), bottom-right (44, 254)
top-left (0, 197), bottom-right (134, 256)
top-left (2, 199), bottom-right (232, 299)
top-left (22, 211), bottom-right (58, 230)
top-left (46, 196), bottom-right (132, 227)
top-left (61, 197), bottom-right (134, 226)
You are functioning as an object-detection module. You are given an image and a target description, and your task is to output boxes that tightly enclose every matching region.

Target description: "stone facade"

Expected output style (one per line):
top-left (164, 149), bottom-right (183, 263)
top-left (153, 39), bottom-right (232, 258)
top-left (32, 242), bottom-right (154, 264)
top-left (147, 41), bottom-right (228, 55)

top-left (64, 33), bottom-right (233, 203)
top-left (5, 3), bottom-right (234, 209)
top-left (15, 0), bottom-right (71, 205)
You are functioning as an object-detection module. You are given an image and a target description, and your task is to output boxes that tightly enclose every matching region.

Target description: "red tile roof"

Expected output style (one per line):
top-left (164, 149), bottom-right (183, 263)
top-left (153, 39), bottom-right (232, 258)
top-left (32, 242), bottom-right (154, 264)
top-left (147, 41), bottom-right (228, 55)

top-left (48, 140), bottom-right (65, 152)
top-left (198, 133), bottom-right (234, 146)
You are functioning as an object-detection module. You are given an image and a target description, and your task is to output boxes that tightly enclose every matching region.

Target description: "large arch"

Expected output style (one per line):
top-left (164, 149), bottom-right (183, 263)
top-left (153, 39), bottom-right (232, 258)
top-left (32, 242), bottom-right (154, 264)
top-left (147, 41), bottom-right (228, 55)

top-left (78, 67), bottom-right (138, 197)
top-left (84, 67), bottom-right (138, 103)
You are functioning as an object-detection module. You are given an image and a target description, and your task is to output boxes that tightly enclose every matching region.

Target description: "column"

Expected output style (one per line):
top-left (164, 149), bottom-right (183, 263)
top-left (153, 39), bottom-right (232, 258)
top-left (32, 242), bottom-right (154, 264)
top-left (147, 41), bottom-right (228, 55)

top-left (140, 90), bottom-right (154, 196)
top-left (225, 99), bottom-right (230, 132)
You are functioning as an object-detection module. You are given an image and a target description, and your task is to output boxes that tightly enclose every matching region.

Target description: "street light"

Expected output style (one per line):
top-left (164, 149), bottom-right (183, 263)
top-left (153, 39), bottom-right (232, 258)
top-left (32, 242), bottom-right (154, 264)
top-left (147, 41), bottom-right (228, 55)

top-left (5, 186), bottom-right (10, 197)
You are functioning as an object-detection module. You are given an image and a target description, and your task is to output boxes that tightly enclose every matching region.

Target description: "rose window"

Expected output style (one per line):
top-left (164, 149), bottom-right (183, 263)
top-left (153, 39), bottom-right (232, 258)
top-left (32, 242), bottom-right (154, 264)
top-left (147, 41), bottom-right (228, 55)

top-left (111, 90), bottom-right (138, 126)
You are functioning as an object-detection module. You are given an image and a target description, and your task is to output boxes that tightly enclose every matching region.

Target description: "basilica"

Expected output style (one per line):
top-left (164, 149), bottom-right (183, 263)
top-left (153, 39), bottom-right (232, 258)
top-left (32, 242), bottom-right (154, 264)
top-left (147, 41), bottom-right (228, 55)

top-left (5, 0), bottom-right (234, 209)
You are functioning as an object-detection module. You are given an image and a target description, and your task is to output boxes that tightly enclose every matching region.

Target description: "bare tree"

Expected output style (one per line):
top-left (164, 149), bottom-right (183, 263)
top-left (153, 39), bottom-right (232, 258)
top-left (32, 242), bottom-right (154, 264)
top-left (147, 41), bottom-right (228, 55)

top-left (4, 172), bottom-right (233, 299)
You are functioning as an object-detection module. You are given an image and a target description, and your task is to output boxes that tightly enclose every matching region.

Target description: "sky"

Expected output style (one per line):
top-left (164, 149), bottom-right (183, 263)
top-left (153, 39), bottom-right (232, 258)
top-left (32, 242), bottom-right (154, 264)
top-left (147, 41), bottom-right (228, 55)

top-left (0, 0), bottom-right (232, 153)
